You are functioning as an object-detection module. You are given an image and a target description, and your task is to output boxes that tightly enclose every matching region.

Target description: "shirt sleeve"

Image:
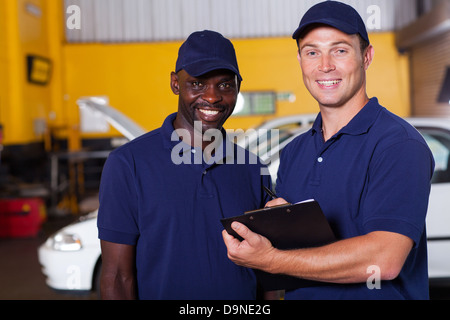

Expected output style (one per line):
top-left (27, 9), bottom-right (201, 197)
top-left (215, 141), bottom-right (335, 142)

top-left (361, 139), bottom-right (434, 247)
top-left (97, 150), bottom-right (140, 245)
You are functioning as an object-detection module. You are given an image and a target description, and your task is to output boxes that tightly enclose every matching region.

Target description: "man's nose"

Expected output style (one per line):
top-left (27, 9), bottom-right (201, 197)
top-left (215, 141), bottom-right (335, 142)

top-left (201, 86), bottom-right (222, 104)
top-left (318, 55), bottom-right (336, 73)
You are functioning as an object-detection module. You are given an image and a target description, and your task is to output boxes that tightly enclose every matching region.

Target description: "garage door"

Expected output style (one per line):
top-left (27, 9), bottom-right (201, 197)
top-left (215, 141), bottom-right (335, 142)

top-left (410, 31), bottom-right (450, 117)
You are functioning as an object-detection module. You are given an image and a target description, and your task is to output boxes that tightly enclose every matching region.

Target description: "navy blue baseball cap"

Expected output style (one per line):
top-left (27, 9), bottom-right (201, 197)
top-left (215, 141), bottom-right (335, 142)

top-left (292, 1), bottom-right (369, 44)
top-left (175, 30), bottom-right (242, 81)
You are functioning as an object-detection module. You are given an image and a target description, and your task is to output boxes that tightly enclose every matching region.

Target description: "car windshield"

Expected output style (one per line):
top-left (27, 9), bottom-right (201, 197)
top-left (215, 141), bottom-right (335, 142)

top-left (419, 128), bottom-right (450, 184)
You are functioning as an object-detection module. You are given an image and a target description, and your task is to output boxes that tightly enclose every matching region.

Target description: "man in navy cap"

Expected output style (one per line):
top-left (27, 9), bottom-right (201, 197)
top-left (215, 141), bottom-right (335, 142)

top-left (223, 1), bottom-right (434, 299)
top-left (98, 30), bottom-right (271, 299)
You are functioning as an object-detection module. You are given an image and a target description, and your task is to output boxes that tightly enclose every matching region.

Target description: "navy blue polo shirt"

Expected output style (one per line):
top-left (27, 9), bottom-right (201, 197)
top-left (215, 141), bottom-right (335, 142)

top-left (98, 113), bottom-right (271, 300)
top-left (276, 98), bottom-right (434, 300)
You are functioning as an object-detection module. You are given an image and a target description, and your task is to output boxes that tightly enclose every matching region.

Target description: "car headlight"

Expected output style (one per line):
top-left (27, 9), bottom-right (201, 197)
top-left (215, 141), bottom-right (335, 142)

top-left (46, 232), bottom-right (82, 251)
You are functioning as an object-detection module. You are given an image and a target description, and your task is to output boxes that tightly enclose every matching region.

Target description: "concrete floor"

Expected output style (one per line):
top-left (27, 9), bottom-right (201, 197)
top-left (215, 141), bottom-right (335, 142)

top-left (1, 216), bottom-right (449, 300)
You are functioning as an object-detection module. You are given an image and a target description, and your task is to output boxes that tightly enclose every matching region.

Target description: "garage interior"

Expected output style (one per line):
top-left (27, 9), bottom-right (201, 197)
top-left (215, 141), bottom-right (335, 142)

top-left (1, 0), bottom-right (450, 300)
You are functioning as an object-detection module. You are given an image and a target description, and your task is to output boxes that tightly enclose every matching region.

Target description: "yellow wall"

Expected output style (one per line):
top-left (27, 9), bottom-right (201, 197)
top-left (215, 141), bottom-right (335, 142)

top-left (0, 0), bottom-right (22, 145)
top-left (62, 42), bottom-right (180, 137)
top-left (0, 0), bottom-right (55, 145)
top-left (62, 32), bottom-right (410, 136)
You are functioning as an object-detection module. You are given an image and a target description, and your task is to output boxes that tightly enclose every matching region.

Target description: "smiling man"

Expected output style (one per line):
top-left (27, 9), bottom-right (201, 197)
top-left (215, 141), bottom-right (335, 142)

top-left (97, 30), bottom-right (271, 300)
top-left (171, 31), bottom-right (243, 146)
top-left (223, 2), bottom-right (435, 299)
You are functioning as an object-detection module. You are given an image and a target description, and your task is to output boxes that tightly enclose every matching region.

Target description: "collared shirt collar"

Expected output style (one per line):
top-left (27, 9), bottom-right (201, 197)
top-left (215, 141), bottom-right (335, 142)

top-left (311, 98), bottom-right (381, 137)
top-left (161, 113), bottom-right (181, 150)
top-left (160, 112), bottom-right (233, 166)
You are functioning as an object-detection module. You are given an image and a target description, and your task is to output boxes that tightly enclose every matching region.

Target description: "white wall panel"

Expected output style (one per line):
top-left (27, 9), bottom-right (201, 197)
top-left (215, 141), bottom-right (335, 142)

top-left (64, 0), bottom-right (419, 43)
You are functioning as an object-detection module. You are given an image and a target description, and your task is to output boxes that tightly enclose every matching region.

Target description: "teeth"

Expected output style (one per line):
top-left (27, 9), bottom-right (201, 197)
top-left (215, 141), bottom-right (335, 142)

top-left (318, 80), bottom-right (341, 86)
top-left (199, 109), bottom-right (219, 115)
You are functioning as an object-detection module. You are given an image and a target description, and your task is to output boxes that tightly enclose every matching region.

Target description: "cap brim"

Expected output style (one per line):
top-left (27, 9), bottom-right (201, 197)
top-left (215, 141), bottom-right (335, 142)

top-left (180, 59), bottom-right (242, 81)
top-left (292, 19), bottom-right (362, 40)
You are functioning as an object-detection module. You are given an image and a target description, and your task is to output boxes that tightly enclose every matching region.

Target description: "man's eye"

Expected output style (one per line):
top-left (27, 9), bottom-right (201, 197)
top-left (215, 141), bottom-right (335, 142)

top-left (306, 51), bottom-right (318, 57)
top-left (192, 81), bottom-right (203, 87)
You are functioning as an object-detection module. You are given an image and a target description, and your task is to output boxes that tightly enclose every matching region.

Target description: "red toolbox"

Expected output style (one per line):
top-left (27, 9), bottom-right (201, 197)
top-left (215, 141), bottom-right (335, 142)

top-left (0, 198), bottom-right (47, 238)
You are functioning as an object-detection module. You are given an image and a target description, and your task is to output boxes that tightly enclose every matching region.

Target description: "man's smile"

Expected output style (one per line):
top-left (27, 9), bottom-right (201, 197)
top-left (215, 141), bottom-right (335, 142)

top-left (316, 79), bottom-right (342, 87)
top-left (195, 106), bottom-right (226, 124)
top-left (198, 108), bottom-right (220, 116)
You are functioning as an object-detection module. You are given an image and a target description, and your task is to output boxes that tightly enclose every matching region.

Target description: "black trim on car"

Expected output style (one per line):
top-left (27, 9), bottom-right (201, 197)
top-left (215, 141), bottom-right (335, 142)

top-left (427, 237), bottom-right (450, 242)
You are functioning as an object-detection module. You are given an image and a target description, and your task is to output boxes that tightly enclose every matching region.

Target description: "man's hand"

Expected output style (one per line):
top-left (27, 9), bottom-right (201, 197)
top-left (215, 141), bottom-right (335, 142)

top-left (222, 221), bottom-right (277, 273)
top-left (265, 197), bottom-right (288, 208)
top-left (222, 197), bottom-right (287, 272)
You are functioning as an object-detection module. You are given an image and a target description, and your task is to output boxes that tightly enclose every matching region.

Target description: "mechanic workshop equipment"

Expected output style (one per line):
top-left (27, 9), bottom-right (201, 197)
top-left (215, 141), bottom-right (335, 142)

top-left (0, 198), bottom-right (46, 238)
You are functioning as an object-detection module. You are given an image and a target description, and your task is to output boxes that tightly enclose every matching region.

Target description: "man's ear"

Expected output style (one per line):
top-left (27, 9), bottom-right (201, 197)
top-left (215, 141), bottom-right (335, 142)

top-left (363, 45), bottom-right (375, 71)
top-left (170, 71), bottom-right (180, 95)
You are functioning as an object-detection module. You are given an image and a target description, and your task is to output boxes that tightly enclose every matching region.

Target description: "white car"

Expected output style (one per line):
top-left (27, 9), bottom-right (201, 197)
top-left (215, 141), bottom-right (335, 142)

top-left (38, 104), bottom-right (450, 294)
top-left (407, 118), bottom-right (450, 281)
top-left (234, 114), bottom-right (316, 179)
top-left (38, 210), bottom-right (102, 291)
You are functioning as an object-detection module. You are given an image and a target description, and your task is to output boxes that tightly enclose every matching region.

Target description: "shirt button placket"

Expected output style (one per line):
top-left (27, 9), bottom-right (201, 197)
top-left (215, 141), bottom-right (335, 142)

top-left (310, 155), bottom-right (324, 186)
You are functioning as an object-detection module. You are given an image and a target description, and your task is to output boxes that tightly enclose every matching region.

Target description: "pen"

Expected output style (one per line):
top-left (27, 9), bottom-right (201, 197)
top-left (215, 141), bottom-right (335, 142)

top-left (263, 185), bottom-right (278, 199)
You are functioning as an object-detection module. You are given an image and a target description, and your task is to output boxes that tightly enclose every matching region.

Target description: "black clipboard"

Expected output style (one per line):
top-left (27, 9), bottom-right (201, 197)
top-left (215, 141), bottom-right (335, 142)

top-left (221, 200), bottom-right (336, 291)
